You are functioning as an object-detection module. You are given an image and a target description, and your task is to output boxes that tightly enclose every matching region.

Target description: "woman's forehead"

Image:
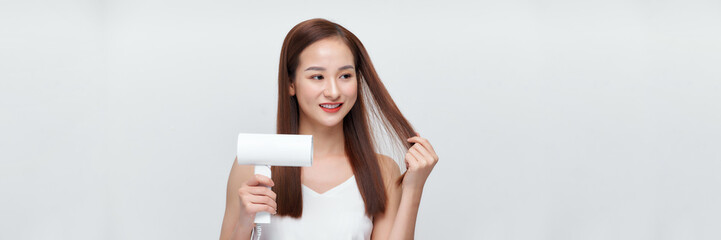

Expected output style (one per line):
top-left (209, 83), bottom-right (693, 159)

top-left (298, 38), bottom-right (355, 70)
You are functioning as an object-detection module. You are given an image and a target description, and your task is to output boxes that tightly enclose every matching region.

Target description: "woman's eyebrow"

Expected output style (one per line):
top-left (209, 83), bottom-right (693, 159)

top-left (305, 66), bottom-right (325, 71)
top-left (304, 65), bottom-right (354, 71)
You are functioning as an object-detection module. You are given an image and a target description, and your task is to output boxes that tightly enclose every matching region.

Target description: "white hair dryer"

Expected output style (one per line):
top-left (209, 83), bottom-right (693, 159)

top-left (236, 133), bottom-right (313, 224)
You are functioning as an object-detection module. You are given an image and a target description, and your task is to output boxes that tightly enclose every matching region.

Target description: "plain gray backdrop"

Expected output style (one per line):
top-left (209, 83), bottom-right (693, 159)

top-left (1, 0), bottom-right (720, 239)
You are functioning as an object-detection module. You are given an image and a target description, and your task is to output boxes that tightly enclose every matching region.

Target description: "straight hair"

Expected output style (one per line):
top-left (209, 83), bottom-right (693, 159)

top-left (273, 18), bottom-right (416, 218)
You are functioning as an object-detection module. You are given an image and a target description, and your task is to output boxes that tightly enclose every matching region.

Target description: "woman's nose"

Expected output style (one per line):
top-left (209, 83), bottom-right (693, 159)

top-left (323, 78), bottom-right (341, 100)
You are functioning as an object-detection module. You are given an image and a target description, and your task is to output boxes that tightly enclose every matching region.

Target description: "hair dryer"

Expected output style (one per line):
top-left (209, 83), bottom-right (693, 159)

top-left (236, 133), bottom-right (313, 224)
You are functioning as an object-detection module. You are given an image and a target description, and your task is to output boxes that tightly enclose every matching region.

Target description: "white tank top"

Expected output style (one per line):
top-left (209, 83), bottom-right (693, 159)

top-left (260, 175), bottom-right (374, 240)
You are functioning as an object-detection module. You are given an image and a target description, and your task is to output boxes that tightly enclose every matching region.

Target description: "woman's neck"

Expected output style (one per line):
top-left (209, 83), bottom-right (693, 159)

top-left (298, 120), bottom-right (346, 159)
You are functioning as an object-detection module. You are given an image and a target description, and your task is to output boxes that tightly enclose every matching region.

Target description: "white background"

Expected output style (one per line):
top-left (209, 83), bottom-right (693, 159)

top-left (1, 0), bottom-right (720, 239)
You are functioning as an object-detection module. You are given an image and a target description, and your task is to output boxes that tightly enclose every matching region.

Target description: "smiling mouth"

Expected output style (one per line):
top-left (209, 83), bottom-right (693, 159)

top-left (320, 103), bottom-right (341, 108)
top-left (319, 103), bottom-right (343, 112)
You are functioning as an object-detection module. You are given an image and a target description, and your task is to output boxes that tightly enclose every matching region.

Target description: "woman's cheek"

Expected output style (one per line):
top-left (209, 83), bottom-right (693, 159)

top-left (343, 79), bottom-right (358, 98)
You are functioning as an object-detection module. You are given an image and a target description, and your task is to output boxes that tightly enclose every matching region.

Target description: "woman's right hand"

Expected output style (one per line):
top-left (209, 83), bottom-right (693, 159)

top-left (237, 174), bottom-right (278, 221)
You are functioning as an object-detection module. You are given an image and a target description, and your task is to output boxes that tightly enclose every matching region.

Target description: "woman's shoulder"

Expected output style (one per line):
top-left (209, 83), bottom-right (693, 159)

top-left (375, 153), bottom-right (397, 167)
top-left (228, 157), bottom-right (255, 186)
top-left (375, 153), bottom-right (401, 183)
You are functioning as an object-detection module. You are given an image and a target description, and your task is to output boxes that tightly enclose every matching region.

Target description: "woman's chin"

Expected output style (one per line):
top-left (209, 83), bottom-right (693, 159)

top-left (320, 119), bottom-right (343, 128)
top-left (312, 115), bottom-right (343, 128)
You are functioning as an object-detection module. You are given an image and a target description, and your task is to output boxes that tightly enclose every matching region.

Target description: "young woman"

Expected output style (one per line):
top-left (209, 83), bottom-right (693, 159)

top-left (220, 18), bottom-right (439, 240)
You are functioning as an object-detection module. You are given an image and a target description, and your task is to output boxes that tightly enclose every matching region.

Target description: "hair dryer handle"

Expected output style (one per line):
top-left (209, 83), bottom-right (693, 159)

top-left (254, 164), bottom-right (272, 224)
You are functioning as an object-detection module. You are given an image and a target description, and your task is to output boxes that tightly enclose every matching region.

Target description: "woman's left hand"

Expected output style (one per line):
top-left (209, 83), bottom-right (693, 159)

top-left (402, 133), bottom-right (439, 191)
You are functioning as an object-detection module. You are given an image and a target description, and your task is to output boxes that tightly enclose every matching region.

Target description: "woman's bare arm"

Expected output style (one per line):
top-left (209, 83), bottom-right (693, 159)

top-left (371, 155), bottom-right (421, 240)
top-left (387, 185), bottom-right (422, 240)
top-left (372, 134), bottom-right (439, 240)
top-left (219, 158), bottom-right (254, 240)
top-left (371, 155), bottom-right (403, 239)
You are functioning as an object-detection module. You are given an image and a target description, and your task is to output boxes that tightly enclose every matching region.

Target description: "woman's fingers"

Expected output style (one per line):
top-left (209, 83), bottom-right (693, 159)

top-left (408, 136), bottom-right (435, 155)
top-left (407, 136), bottom-right (438, 161)
top-left (246, 194), bottom-right (277, 211)
top-left (405, 151), bottom-right (418, 170)
top-left (243, 201), bottom-right (277, 215)
top-left (408, 147), bottom-right (426, 168)
top-left (245, 186), bottom-right (277, 201)
top-left (239, 187), bottom-right (277, 214)
top-left (411, 143), bottom-right (434, 165)
top-left (402, 133), bottom-right (440, 190)
top-left (245, 174), bottom-right (275, 187)
top-left (238, 174), bottom-right (278, 216)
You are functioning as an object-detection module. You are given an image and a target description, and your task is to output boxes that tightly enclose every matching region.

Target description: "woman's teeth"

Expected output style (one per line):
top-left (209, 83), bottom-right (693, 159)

top-left (320, 104), bottom-right (341, 109)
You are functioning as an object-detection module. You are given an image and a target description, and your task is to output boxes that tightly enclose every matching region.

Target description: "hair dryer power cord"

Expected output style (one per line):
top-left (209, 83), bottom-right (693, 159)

top-left (250, 224), bottom-right (262, 240)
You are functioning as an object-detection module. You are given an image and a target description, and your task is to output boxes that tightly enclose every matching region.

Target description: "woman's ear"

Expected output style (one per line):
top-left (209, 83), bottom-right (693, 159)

top-left (289, 82), bottom-right (296, 96)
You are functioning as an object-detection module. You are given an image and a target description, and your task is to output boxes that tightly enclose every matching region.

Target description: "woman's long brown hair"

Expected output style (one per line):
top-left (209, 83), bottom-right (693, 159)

top-left (273, 18), bottom-right (415, 218)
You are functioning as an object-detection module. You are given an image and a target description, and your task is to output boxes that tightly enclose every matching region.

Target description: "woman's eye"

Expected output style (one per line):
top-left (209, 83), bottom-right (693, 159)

top-left (340, 74), bottom-right (352, 79)
top-left (312, 75), bottom-right (324, 80)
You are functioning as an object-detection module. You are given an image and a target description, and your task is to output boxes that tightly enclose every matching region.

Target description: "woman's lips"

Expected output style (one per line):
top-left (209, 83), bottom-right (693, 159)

top-left (319, 102), bottom-right (343, 113)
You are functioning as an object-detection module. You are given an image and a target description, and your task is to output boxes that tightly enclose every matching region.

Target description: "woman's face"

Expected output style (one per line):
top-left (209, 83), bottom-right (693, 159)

top-left (291, 37), bottom-right (357, 128)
